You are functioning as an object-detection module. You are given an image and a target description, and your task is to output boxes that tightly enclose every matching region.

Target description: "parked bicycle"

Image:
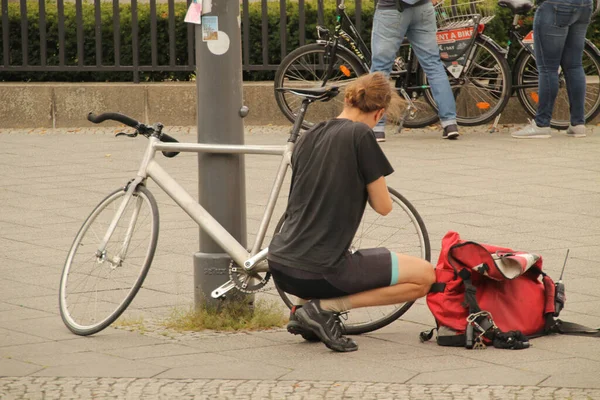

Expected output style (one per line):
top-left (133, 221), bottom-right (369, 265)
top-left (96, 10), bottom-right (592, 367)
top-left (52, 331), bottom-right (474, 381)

top-left (58, 87), bottom-right (431, 336)
top-left (274, 0), bottom-right (512, 130)
top-left (275, 0), bottom-right (600, 132)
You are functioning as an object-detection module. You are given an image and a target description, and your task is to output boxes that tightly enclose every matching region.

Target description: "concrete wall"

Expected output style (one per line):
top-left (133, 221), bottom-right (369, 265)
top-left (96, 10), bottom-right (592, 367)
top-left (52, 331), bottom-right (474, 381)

top-left (0, 82), bottom-right (538, 129)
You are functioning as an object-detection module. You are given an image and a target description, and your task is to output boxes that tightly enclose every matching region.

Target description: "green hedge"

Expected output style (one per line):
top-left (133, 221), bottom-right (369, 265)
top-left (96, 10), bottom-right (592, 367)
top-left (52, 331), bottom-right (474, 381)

top-left (0, 1), bottom-right (598, 82)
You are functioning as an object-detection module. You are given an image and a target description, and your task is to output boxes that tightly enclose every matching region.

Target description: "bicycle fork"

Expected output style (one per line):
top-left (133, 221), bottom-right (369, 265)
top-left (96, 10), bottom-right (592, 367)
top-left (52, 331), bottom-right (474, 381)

top-left (96, 178), bottom-right (145, 268)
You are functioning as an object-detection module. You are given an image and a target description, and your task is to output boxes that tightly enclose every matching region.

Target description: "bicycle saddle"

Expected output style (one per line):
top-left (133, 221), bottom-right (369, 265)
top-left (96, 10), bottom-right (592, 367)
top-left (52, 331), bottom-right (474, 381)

top-left (276, 86), bottom-right (340, 102)
top-left (498, 0), bottom-right (533, 14)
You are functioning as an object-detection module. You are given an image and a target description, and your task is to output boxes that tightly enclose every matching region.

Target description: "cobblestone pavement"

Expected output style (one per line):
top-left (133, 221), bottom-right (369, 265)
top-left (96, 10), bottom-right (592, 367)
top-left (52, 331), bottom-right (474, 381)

top-left (2, 378), bottom-right (600, 400)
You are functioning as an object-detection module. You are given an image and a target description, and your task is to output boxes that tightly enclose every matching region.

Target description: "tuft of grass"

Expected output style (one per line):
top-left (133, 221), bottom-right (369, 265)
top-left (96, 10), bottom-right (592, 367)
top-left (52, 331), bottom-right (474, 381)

top-left (162, 300), bottom-right (287, 332)
top-left (114, 316), bottom-right (147, 334)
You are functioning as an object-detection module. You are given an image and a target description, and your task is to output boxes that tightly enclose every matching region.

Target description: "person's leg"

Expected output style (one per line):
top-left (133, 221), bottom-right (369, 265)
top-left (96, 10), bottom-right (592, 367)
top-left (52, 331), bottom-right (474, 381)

top-left (561, 4), bottom-right (592, 131)
top-left (512, 1), bottom-right (572, 138)
top-left (307, 249), bottom-right (435, 311)
top-left (269, 262), bottom-right (357, 350)
top-left (296, 248), bottom-right (435, 352)
top-left (339, 253), bottom-right (434, 309)
top-left (406, 3), bottom-right (458, 138)
top-left (534, 1), bottom-right (572, 127)
top-left (370, 8), bottom-right (410, 140)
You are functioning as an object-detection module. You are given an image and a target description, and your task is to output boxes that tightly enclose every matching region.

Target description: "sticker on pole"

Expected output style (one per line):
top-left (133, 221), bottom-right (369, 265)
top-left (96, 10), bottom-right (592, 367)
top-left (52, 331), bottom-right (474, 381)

top-left (202, 16), bottom-right (218, 41)
top-left (184, 0), bottom-right (202, 25)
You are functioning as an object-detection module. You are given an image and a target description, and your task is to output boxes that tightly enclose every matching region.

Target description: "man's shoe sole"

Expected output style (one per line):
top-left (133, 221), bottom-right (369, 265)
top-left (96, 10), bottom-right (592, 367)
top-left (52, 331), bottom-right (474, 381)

top-left (296, 308), bottom-right (358, 352)
top-left (287, 320), bottom-right (320, 342)
top-left (443, 132), bottom-right (459, 140)
top-left (511, 134), bottom-right (551, 139)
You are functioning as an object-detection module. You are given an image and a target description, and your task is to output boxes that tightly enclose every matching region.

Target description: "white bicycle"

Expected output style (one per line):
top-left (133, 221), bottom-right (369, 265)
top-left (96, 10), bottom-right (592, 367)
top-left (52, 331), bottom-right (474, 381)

top-left (59, 87), bottom-right (431, 336)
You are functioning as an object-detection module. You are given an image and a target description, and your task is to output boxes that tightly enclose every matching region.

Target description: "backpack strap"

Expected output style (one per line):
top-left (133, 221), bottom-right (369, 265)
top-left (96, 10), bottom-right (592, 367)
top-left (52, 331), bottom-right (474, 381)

top-left (545, 317), bottom-right (600, 337)
top-left (458, 269), bottom-right (481, 314)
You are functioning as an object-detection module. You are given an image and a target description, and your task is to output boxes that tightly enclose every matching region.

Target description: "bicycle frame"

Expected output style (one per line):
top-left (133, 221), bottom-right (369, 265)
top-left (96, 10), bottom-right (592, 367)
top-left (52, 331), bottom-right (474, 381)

top-left (98, 139), bottom-right (293, 287)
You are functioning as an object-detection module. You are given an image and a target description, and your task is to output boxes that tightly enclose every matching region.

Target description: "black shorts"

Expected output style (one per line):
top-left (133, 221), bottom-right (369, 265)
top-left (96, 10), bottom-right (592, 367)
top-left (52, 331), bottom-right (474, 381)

top-left (269, 248), bottom-right (399, 300)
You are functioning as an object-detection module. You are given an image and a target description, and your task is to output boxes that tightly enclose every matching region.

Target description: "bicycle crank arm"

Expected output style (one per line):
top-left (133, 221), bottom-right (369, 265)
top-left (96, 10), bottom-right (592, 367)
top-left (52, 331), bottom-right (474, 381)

top-left (211, 280), bottom-right (237, 299)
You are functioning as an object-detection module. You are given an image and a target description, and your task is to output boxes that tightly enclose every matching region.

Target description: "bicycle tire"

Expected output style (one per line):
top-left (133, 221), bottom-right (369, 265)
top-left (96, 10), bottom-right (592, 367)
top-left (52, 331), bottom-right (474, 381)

top-left (59, 185), bottom-right (159, 336)
top-left (422, 36), bottom-right (512, 126)
top-left (273, 186), bottom-right (430, 335)
top-left (274, 43), bottom-right (367, 129)
top-left (515, 42), bottom-right (600, 130)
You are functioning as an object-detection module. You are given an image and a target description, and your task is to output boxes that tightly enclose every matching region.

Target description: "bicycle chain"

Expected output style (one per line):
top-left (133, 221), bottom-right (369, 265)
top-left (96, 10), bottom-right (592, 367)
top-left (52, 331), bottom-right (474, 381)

top-left (228, 260), bottom-right (272, 294)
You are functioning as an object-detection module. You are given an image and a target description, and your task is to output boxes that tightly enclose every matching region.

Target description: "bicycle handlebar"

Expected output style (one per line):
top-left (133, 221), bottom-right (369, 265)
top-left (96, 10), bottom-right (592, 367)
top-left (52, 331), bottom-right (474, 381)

top-left (87, 112), bottom-right (180, 158)
top-left (88, 112), bottom-right (141, 129)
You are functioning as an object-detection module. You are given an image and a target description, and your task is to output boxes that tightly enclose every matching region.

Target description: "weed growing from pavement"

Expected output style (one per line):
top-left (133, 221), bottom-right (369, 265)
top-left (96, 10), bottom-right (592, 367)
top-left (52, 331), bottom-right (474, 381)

top-left (114, 316), bottom-right (147, 334)
top-left (162, 299), bottom-right (287, 332)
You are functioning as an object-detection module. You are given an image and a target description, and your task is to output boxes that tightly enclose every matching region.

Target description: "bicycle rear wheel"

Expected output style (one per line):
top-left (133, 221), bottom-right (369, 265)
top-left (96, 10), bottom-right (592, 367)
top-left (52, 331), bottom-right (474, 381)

top-left (274, 43), bottom-right (367, 129)
top-left (515, 42), bottom-right (600, 129)
top-left (422, 36), bottom-right (512, 126)
top-left (274, 187), bottom-right (430, 335)
top-left (59, 185), bottom-right (159, 336)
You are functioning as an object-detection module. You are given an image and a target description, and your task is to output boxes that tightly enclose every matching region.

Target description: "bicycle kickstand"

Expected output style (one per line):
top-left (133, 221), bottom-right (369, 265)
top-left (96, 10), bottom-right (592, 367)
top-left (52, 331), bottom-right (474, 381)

top-left (490, 113), bottom-right (502, 133)
top-left (395, 88), bottom-right (416, 135)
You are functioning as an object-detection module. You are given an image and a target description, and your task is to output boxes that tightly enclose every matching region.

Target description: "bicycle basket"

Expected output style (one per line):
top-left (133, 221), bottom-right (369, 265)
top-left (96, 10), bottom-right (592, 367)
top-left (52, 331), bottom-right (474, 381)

top-left (434, 0), bottom-right (496, 30)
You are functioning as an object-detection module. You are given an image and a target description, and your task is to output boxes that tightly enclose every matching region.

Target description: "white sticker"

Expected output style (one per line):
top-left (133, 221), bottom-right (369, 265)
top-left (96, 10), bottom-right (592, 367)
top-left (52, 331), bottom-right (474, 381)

top-left (447, 64), bottom-right (463, 79)
top-left (202, 0), bottom-right (212, 14)
top-left (207, 31), bottom-right (230, 55)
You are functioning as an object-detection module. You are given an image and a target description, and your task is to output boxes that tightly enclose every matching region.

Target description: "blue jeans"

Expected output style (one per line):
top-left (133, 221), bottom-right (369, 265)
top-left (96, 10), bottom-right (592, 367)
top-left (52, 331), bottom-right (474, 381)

top-left (371, 6), bottom-right (457, 132)
top-left (533, 0), bottom-right (592, 127)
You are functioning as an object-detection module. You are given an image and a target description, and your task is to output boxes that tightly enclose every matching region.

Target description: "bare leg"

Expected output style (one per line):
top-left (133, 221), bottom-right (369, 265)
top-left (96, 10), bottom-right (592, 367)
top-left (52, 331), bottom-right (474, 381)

top-left (347, 253), bottom-right (435, 309)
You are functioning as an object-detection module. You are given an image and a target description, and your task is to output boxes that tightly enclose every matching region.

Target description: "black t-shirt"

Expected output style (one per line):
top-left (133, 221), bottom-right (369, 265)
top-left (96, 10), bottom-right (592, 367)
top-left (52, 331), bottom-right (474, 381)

top-left (268, 118), bottom-right (394, 274)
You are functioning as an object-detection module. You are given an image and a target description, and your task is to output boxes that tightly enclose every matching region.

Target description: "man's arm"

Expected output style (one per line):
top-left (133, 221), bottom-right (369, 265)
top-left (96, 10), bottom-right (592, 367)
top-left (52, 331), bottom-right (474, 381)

top-left (367, 176), bottom-right (393, 216)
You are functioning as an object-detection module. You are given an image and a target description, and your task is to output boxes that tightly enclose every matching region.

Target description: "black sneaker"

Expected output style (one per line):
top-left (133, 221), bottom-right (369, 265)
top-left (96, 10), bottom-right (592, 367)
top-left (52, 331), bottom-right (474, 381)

top-left (442, 124), bottom-right (459, 140)
top-left (295, 300), bottom-right (358, 352)
top-left (287, 306), bottom-right (320, 342)
top-left (374, 130), bottom-right (386, 142)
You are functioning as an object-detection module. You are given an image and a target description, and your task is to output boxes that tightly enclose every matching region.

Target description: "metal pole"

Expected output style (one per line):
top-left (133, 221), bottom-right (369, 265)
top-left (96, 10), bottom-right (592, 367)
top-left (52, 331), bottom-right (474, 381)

top-left (193, 0), bottom-right (249, 309)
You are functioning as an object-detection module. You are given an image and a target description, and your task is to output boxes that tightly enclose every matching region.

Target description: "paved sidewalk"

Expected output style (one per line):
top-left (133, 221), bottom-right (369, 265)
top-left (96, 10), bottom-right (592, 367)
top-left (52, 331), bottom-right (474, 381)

top-left (1, 125), bottom-right (600, 399)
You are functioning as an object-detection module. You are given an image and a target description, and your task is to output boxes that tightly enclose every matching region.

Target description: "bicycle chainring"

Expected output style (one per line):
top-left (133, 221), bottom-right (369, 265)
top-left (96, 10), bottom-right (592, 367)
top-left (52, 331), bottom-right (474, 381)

top-left (228, 260), bottom-right (271, 294)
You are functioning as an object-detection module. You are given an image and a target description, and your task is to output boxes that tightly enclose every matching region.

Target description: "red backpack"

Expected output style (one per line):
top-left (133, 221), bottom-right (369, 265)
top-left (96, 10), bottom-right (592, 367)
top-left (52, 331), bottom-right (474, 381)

top-left (421, 231), bottom-right (600, 349)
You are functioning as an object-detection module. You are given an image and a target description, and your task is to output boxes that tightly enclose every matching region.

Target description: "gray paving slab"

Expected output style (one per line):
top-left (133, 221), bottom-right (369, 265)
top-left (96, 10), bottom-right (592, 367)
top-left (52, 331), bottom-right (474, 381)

top-left (1, 125), bottom-right (600, 398)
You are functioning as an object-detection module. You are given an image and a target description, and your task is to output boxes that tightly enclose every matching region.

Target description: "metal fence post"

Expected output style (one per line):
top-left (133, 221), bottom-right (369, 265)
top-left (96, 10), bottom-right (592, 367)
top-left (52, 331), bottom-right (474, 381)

top-left (193, 0), bottom-right (250, 309)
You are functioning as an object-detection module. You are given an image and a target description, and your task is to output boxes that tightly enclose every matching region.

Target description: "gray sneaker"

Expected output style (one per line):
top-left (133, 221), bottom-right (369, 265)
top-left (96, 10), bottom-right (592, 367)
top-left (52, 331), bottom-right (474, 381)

top-left (566, 125), bottom-right (586, 138)
top-left (511, 120), bottom-right (551, 139)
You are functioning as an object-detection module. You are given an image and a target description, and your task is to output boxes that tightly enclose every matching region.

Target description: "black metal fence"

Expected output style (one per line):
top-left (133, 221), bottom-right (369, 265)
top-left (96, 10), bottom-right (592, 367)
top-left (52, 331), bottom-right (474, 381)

top-left (0, 0), bottom-right (366, 82)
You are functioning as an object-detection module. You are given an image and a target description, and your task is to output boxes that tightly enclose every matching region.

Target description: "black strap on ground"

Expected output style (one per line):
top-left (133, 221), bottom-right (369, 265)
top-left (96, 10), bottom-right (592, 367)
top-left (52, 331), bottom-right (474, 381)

top-left (547, 319), bottom-right (600, 337)
top-left (419, 328), bottom-right (435, 342)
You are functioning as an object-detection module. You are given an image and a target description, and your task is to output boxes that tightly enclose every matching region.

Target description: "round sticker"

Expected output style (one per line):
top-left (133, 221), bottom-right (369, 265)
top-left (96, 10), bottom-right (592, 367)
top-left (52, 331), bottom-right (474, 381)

top-left (207, 31), bottom-right (230, 55)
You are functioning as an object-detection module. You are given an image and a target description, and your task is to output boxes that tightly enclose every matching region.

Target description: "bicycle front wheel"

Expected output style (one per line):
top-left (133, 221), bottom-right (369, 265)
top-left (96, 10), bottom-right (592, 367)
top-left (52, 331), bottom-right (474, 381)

top-left (59, 185), bottom-right (159, 336)
top-left (274, 187), bottom-right (430, 335)
top-left (274, 43), bottom-right (367, 129)
top-left (515, 42), bottom-right (600, 129)
top-left (422, 37), bottom-right (512, 126)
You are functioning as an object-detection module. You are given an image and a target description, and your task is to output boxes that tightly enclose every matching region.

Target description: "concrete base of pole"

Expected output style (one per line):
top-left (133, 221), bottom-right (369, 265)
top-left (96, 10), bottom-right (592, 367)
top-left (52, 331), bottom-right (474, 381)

top-left (193, 252), bottom-right (253, 310)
